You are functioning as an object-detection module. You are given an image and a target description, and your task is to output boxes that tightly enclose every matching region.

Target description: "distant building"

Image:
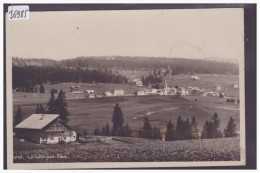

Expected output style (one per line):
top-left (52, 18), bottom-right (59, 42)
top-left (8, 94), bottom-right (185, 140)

top-left (230, 83), bottom-right (239, 89)
top-left (150, 89), bottom-right (158, 95)
top-left (85, 90), bottom-right (96, 98)
top-left (15, 114), bottom-right (79, 144)
top-left (219, 92), bottom-right (225, 98)
top-left (113, 89), bottom-right (124, 96)
top-left (207, 91), bottom-right (218, 97)
top-left (104, 91), bottom-right (113, 97)
top-left (190, 76), bottom-right (200, 81)
top-left (70, 85), bottom-right (80, 92)
top-left (168, 88), bottom-right (177, 95)
top-left (213, 84), bottom-right (222, 91)
top-left (131, 79), bottom-right (143, 87)
top-left (177, 87), bottom-right (186, 96)
top-left (136, 90), bottom-right (145, 96)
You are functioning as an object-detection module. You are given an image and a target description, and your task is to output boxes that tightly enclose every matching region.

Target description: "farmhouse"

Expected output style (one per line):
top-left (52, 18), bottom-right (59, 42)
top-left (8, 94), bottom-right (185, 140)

top-left (113, 89), bottom-right (124, 96)
top-left (85, 90), bottom-right (96, 98)
top-left (15, 114), bottom-right (78, 144)
top-left (131, 79), bottom-right (143, 87)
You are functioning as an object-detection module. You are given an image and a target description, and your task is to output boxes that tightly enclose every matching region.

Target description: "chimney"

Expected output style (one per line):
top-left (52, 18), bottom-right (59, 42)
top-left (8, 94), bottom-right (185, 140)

top-left (40, 114), bottom-right (45, 120)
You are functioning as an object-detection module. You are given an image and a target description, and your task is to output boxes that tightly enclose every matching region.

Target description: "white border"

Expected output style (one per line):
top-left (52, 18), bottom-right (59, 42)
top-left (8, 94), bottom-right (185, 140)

top-left (1, 0), bottom-right (258, 172)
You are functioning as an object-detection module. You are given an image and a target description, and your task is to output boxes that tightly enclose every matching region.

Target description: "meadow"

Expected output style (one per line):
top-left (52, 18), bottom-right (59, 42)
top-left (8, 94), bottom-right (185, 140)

top-left (13, 137), bottom-right (240, 163)
top-left (12, 73), bottom-right (240, 134)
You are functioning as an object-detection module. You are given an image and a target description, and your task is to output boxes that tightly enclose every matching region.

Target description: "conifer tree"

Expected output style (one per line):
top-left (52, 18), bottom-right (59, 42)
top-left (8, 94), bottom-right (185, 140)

top-left (141, 116), bottom-right (153, 139)
top-left (93, 127), bottom-right (100, 136)
top-left (175, 115), bottom-right (184, 140)
top-left (35, 104), bottom-right (46, 114)
top-left (224, 117), bottom-right (237, 137)
top-left (211, 112), bottom-right (222, 138)
top-left (56, 90), bottom-right (69, 123)
top-left (105, 123), bottom-right (110, 136)
top-left (165, 120), bottom-right (175, 141)
top-left (14, 106), bottom-right (23, 127)
top-left (183, 118), bottom-right (192, 139)
top-left (39, 84), bottom-right (45, 93)
top-left (112, 103), bottom-right (124, 136)
top-left (47, 89), bottom-right (57, 114)
top-left (191, 115), bottom-right (199, 139)
top-left (123, 123), bottom-right (132, 137)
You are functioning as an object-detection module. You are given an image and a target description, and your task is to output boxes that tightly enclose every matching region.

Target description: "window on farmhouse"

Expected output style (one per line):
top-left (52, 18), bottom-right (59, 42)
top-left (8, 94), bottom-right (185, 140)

top-left (51, 137), bottom-right (54, 140)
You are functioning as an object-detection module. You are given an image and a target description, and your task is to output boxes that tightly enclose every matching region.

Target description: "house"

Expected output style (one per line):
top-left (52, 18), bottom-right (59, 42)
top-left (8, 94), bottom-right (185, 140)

top-left (207, 91), bottom-right (218, 97)
top-left (85, 90), bottom-right (96, 98)
top-left (213, 84), bottom-right (222, 91)
top-left (70, 85), bottom-right (80, 92)
top-left (131, 79), bottom-right (143, 87)
top-left (155, 90), bottom-right (164, 95)
top-left (136, 90), bottom-right (145, 96)
top-left (104, 91), bottom-right (113, 97)
top-left (176, 87), bottom-right (186, 96)
top-left (230, 84), bottom-right (239, 89)
top-left (168, 88), bottom-right (177, 95)
top-left (190, 76), bottom-right (200, 81)
top-left (15, 114), bottom-right (78, 144)
top-left (143, 89), bottom-right (151, 95)
top-left (219, 92), bottom-right (225, 98)
top-left (150, 89), bottom-right (158, 95)
top-left (113, 89), bottom-right (124, 96)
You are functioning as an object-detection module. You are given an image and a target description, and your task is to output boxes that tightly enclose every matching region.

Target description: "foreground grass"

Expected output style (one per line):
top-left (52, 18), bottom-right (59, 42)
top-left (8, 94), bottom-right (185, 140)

top-left (14, 137), bottom-right (240, 163)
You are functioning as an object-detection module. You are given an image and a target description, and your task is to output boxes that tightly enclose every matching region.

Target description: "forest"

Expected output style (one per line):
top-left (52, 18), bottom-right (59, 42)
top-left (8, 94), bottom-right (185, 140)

top-left (13, 56), bottom-right (239, 75)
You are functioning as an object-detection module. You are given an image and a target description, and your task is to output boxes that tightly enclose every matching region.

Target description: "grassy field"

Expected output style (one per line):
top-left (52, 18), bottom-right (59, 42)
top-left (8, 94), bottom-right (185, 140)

top-left (12, 73), bottom-right (240, 134)
top-left (13, 94), bottom-right (240, 135)
top-left (13, 137), bottom-right (240, 163)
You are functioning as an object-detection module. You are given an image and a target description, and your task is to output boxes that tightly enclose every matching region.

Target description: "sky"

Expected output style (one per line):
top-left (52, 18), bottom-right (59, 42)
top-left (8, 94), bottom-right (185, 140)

top-left (6, 8), bottom-right (244, 62)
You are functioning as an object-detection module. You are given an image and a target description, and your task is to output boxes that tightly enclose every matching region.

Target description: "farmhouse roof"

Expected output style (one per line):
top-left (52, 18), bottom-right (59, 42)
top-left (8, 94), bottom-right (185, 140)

top-left (15, 114), bottom-right (59, 130)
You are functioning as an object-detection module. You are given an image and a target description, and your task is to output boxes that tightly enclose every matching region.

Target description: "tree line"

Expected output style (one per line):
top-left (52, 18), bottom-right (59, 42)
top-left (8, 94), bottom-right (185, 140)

top-left (86, 104), bottom-right (237, 140)
top-left (13, 56), bottom-right (238, 75)
top-left (12, 66), bottom-right (128, 91)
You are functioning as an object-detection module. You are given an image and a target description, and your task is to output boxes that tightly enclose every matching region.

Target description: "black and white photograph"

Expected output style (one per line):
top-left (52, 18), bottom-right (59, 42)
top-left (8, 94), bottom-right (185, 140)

top-left (4, 4), bottom-right (254, 169)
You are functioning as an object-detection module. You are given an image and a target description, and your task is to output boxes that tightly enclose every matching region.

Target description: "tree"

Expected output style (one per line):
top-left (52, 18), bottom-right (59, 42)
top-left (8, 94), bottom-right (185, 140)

top-left (39, 84), bottom-right (45, 93)
top-left (105, 123), bottom-right (110, 136)
top-left (201, 120), bottom-right (214, 139)
top-left (47, 89), bottom-right (57, 114)
top-left (183, 118), bottom-right (192, 139)
top-left (83, 129), bottom-right (88, 137)
top-left (224, 117), bottom-right (237, 137)
top-left (93, 127), bottom-right (100, 136)
top-left (175, 115), bottom-right (184, 140)
top-left (123, 123), bottom-right (132, 137)
top-left (55, 90), bottom-right (69, 123)
top-left (165, 120), bottom-right (175, 141)
top-left (112, 103), bottom-right (124, 136)
top-left (141, 116), bottom-right (153, 139)
top-left (14, 106), bottom-right (23, 127)
top-left (35, 104), bottom-right (46, 114)
top-left (191, 115), bottom-right (199, 139)
top-left (211, 112), bottom-right (222, 138)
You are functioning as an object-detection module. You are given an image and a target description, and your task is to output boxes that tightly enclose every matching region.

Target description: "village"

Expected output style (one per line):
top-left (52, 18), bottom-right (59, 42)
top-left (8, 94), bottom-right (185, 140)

top-left (69, 75), bottom-right (240, 104)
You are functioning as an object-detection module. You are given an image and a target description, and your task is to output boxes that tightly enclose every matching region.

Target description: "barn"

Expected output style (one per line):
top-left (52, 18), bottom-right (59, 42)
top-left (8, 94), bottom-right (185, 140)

top-left (15, 114), bottom-right (78, 144)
